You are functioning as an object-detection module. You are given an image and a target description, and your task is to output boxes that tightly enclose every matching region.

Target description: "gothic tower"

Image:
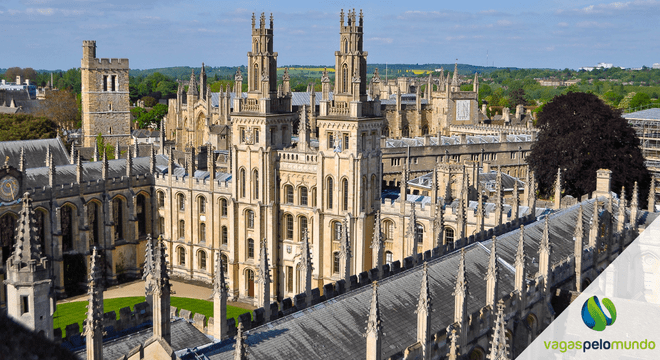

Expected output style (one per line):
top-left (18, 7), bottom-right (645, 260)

top-left (5, 193), bottom-right (55, 340)
top-left (334, 9), bottom-right (368, 103)
top-left (80, 40), bottom-right (130, 148)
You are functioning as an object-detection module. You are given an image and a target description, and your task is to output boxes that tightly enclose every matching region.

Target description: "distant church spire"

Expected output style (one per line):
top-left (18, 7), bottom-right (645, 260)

top-left (188, 68), bottom-right (198, 96)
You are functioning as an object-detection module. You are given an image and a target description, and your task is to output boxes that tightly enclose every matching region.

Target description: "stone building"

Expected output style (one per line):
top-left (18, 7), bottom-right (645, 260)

top-left (80, 40), bottom-right (131, 148)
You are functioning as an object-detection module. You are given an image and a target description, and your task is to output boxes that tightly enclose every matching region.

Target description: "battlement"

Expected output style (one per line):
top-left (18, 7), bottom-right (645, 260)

top-left (83, 57), bottom-right (130, 70)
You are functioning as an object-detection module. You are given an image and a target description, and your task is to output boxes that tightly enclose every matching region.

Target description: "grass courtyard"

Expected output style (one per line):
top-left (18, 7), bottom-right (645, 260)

top-left (53, 296), bottom-right (252, 338)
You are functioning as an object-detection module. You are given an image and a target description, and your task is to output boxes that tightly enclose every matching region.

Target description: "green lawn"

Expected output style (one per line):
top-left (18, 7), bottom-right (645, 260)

top-left (54, 296), bottom-right (252, 338)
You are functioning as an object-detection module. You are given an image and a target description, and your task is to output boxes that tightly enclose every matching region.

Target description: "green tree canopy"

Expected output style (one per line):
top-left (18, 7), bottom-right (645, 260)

top-left (527, 92), bottom-right (650, 204)
top-left (0, 114), bottom-right (58, 141)
top-left (629, 92), bottom-right (651, 109)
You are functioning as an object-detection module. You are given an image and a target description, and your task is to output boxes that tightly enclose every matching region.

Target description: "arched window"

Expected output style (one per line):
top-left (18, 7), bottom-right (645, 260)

top-left (385, 251), bottom-right (393, 266)
top-left (327, 177), bottom-right (334, 209)
top-left (300, 187), bottom-right (308, 206)
top-left (179, 220), bottom-right (185, 239)
top-left (445, 228), bottom-right (455, 244)
top-left (247, 238), bottom-right (255, 258)
top-left (361, 177), bottom-right (366, 210)
top-left (285, 185), bottom-right (294, 204)
top-left (383, 220), bottom-right (394, 240)
top-left (342, 178), bottom-right (349, 211)
top-left (311, 187), bottom-right (317, 207)
top-left (343, 39), bottom-right (348, 53)
top-left (383, 127), bottom-right (390, 137)
top-left (342, 64), bottom-right (348, 93)
top-left (253, 169), bottom-right (259, 200)
top-left (220, 198), bottom-right (228, 216)
top-left (285, 214), bottom-right (294, 239)
top-left (299, 216), bottom-right (308, 241)
top-left (372, 175), bottom-right (378, 200)
top-left (157, 191), bottom-right (165, 208)
top-left (159, 216), bottom-right (164, 235)
top-left (198, 250), bottom-right (207, 270)
top-left (113, 199), bottom-right (123, 241)
top-left (221, 253), bottom-right (228, 273)
top-left (87, 202), bottom-right (100, 246)
top-left (240, 169), bottom-right (246, 198)
top-left (333, 221), bottom-right (342, 241)
top-left (415, 223), bottom-right (424, 247)
top-left (247, 210), bottom-right (254, 229)
top-left (199, 223), bottom-right (206, 242)
top-left (422, 125), bottom-right (429, 135)
top-left (178, 247), bottom-right (186, 265)
top-left (402, 126), bottom-right (409, 137)
top-left (35, 209), bottom-right (46, 251)
top-left (177, 193), bottom-right (185, 211)
top-left (333, 252), bottom-right (340, 274)
top-left (199, 196), bottom-right (206, 214)
top-left (137, 194), bottom-right (147, 237)
top-left (252, 63), bottom-right (259, 90)
top-left (221, 226), bottom-right (228, 245)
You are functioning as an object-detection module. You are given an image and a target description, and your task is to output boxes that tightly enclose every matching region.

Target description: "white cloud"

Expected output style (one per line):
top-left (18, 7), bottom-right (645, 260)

top-left (367, 37), bottom-right (393, 44)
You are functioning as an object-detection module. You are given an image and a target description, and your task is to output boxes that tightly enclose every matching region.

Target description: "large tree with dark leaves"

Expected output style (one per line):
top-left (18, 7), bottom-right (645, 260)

top-left (527, 92), bottom-right (650, 203)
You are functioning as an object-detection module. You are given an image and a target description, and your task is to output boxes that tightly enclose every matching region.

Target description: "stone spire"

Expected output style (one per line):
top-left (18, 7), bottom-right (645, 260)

top-left (453, 249), bottom-right (468, 325)
top-left (365, 281), bottom-right (382, 360)
top-left (446, 328), bottom-right (460, 360)
top-left (159, 119), bottom-right (165, 155)
top-left (298, 104), bottom-right (310, 152)
top-left (371, 211), bottom-right (384, 279)
top-left (340, 216), bottom-right (352, 284)
top-left (83, 247), bottom-right (104, 360)
top-left (524, 168), bottom-right (531, 207)
top-left (299, 228), bottom-right (313, 305)
top-left (514, 226), bottom-right (526, 295)
top-left (528, 171), bottom-right (537, 213)
top-left (257, 238), bottom-right (271, 321)
top-left (214, 251), bottom-right (228, 340)
top-left (451, 63), bottom-right (459, 88)
top-left (5, 192), bottom-right (54, 339)
top-left (19, 147), bottom-right (25, 172)
top-left (416, 263), bottom-right (432, 360)
top-left (618, 187), bottom-right (627, 234)
top-left (554, 168), bottom-right (562, 210)
top-left (539, 216), bottom-right (551, 293)
top-left (70, 142), bottom-right (76, 164)
top-left (400, 162), bottom-right (409, 200)
top-left (48, 150), bottom-right (56, 188)
top-left (92, 142), bottom-right (99, 162)
top-left (200, 63), bottom-right (207, 99)
top-left (485, 236), bottom-right (499, 309)
top-left (114, 139), bottom-right (120, 160)
top-left (133, 136), bottom-right (139, 157)
top-left (101, 148), bottom-right (108, 180)
top-left (125, 146), bottom-right (132, 177)
top-left (649, 178), bottom-right (656, 212)
top-left (476, 184), bottom-right (485, 233)
top-left (457, 191), bottom-right (467, 241)
top-left (142, 235), bottom-right (155, 305)
top-left (188, 68), bottom-right (198, 96)
top-left (408, 202), bottom-right (419, 265)
top-left (149, 144), bottom-right (156, 174)
top-left (45, 145), bottom-right (51, 167)
top-left (434, 202), bottom-right (445, 250)
top-left (233, 323), bottom-right (249, 360)
top-left (76, 153), bottom-right (83, 184)
top-left (487, 300), bottom-right (510, 360)
top-left (512, 177), bottom-right (519, 220)
top-left (151, 236), bottom-right (171, 343)
top-left (473, 72), bottom-right (479, 95)
top-left (574, 206), bottom-right (584, 292)
top-left (631, 181), bottom-right (639, 228)
top-left (588, 201), bottom-right (599, 248)
top-left (495, 166), bottom-right (503, 226)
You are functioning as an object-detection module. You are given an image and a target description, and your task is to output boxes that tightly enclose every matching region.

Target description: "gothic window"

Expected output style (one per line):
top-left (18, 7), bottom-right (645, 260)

top-left (252, 64), bottom-right (259, 90)
top-left (199, 223), bottom-right (206, 243)
top-left (361, 133), bottom-right (366, 150)
top-left (287, 266), bottom-right (293, 293)
top-left (240, 169), bottom-right (246, 198)
top-left (159, 216), bottom-right (165, 235)
top-left (157, 191), bottom-right (165, 208)
top-left (300, 187), bottom-right (308, 206)
top-left (328, 132), bottom-right (335, 149)
top-left (62, 206), bottom-right (73, 251)
top-left (343, 133), bottom-right (349, 150)
top-left (327, 177), bottom-right (334, 209)
top-left (422, 125), bottom-right (429, 135)
top-left (247, 238), bottom-right (255, 259)
top-left (402, 126), bottom-right (410, 137)
top-left (342, 64), bottom-right (348, 93)
top-left (333, 251), bottom-right (340, 274)
top-left (87, 203), bottom-right (100, 246)
top-left (178, 247), bottom-right (186, 266)
top-left (415, 223), bottom-right (424, 247)
top-left (383, 127), bottom-right (390, 137)
top-left (343, 39), bottom-right (348, 53)
top-left (199, 196), bottom-right (206, 214)
top-left (103, 75), bottom-right (108, 91)
top-left (445, 228), bottom-right (455, 244)
top-left (342, 178), bottom-right (349, 211)
top-left (113, 199), bottom-right (124, 241)
top-left (285, 214), bottom-right (294, 240)
top-left (254, 129), bottom-right (260, 143)
top-left (383, 220), bottom-right (394, 240)
top-left (220, 198), bottom-right (228, 216)
top-left (0, 213), bottom-right (17, 264)
top-left (333, 221), bottom-right (342, 241)
top-left (385, 251), bottom-right (393, 266)
top-left (253, 170), bottom-right (259, 200)
top-left (311, 187), bottom-right (317, 207)
top-left (240, 128), bottom-right (246, 143)
top-left (221, 226), bottom-right (228, 245)
top-left (35, 209), bottom-right (46, 251)
top-left (198, 250), bottom-right (207, 270)
top-left (179, 220), bottom-right (185, 239)
top-left (178, 193), bottom-right (185, 211)
top-left (299, 216), bottom-right (308, 241)
top-left (372, 175), bottom-right (378, 200)
top-left (137, 194), bottom-right (147, 237)
top-left (361, 177), bottom-right (366, 210)
top-left (246, 210), bottom-right (255, 229)
top-left (285, 185), bottom-right (294, 204)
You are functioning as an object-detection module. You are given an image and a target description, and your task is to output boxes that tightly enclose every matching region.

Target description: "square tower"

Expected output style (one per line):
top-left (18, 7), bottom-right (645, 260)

top-left (80, 40), bottom-right (131, 148)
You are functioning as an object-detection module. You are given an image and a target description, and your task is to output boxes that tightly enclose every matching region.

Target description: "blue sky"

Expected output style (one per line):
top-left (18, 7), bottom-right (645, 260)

top-left (1, 0), bottom-right (658, 70)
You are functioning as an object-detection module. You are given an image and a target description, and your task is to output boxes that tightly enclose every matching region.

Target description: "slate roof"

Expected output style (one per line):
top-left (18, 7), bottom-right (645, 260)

top-left (385, 134), bottom-right (532, 148)
top-left (74, 319), bottom-right (212, 360)
top-left (0, 137), bottom-right (70, 169)
top-left (407, 171), bottom-right (524, 192)
top-left (623, 108), bottom-right (660, 120)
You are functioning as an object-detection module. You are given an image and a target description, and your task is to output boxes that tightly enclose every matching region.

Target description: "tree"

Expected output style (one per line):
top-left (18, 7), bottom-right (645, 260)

top-left (509, 87), bottom-right (527, 107)
top-left (34, 89), bottom-right (81, 130)
top-left (0, 114), bottom-right (58, 141)
top-left (629, 92), bottom-right (651, 109)
top-left (96, 133), bottom-right (116, 160)
top-left (527, 92), bottom-right (650, 204)
top-left (132, 104), bottom-right (168, 129)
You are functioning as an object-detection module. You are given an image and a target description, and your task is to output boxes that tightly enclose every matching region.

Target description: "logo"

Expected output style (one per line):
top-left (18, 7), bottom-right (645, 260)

top-left (581, 296), bottom-right (617, 331)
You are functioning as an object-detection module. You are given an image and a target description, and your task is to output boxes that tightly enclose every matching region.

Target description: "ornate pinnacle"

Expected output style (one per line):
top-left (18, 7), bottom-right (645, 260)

top-left (416, 263), bottom-right (431, 314)
top-left (143, 235), bottom-right (155, 282)
top-left (516, 226), bottom-right (526, 266)
top-left (365, 281), bottom-right (381, 337)
top-left (233, 322), bottom-right (249, 360)
top-left (487, 236), bottom-right (499, 281)
top-left (453, 248), bottom-right (468, 297)
top-left (487, 300), bottom-right (509, 360)
top-left (214, 251), bottom-right (227, 296)
top-left (447, 328), bottom-right (460, 360)
top-left (11, 192), bottom-right (43, 265)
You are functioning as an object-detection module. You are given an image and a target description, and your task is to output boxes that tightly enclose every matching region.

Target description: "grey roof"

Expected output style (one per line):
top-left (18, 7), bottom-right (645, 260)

top-left (407, 171), bottom-right (524, 192)
top-left (385, 134), bottom-right (531, 148)
top-left (75, 319), bottom-right (212, 360)
top-left (131, 129), bottom-right (159, 138)
top-left (380, 93), bottom-right (429, 106)
top-left (210, 92), bottom-right (247, 109)
top-left (290, 92), bottom-right (334, 106)
top-left (623, 108), bottom-right (660, 120)
top-left (0, 137), bottom-right (69, 169)
top-left (181, 198), bottom-right (628, 360)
